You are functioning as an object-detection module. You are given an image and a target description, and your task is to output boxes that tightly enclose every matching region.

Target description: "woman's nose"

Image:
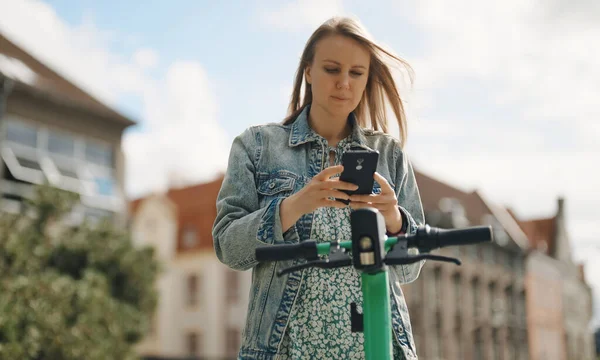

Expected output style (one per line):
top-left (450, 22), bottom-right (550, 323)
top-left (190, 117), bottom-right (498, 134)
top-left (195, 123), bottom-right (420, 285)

top-left (337, 74), bottom-right (350, 89)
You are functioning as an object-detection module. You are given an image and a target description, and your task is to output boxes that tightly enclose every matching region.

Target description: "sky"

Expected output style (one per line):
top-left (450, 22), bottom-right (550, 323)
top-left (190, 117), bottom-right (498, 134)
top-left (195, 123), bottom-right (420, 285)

top-left (0, 0), bottom-right (598, 326)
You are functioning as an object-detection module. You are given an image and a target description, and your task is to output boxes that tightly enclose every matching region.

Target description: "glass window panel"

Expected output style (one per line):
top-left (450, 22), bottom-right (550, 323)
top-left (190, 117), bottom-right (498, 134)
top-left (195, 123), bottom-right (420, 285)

top-left (16, 156), bottom-right (42, 171)
top-left (48, 131), bottom-right (75, 157)
top-left (6, 121), bottom-right (37, 147)
top-left (85, 141), bottom-right (113, 167)
top-left (93, 176), bottom-right (115, 196)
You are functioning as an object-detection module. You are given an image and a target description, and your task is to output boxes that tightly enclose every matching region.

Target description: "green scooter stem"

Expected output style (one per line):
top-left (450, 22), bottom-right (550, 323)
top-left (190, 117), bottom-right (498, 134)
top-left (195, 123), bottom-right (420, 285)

top-left (362, 271), bottom-right (393, 360)
top-left (316, 241), bottom-right (395, 359)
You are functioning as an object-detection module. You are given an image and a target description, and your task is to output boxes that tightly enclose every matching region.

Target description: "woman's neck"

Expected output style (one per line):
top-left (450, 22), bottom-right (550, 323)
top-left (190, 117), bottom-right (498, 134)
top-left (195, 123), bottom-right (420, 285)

top-left (308, 104), bottom-right (352, 147)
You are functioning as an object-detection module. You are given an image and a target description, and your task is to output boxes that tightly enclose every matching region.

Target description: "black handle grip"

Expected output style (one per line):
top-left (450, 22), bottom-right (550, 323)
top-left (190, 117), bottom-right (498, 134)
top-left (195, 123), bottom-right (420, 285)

top-left (411, 225), bottom-right (493, 252)
top-left (255, 241), bottom-right (319, 262)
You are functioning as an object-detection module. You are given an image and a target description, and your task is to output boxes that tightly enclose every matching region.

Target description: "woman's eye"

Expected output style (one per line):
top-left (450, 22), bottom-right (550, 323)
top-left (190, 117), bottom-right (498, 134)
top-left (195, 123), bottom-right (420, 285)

top-left (351, 71), bottom-right (364, 77)
top-left (325, 68), bottom-right (339, 73)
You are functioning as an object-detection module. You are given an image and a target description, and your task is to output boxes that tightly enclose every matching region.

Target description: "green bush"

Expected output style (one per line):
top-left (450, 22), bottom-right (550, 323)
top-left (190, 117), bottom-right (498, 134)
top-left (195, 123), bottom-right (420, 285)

top-left (0, 185), bottom-right (159, 359)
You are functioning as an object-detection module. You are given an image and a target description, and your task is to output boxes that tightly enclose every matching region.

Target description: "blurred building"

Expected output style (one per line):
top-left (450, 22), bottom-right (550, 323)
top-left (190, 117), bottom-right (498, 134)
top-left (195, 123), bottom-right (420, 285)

top-left (403, 170), bottom-right (530, 360)
top-left (130, 175), bottom-right (251, 360)
top-left (406, 170), bottom-right (596, 360)
top-left (516, 198), bottom-right (596, 360)
top-left (129, 166), bottom-right (596, 360)
top-left (0, 32), bottom-right (133, 224)
top-left (595, 328), bottom-right (600, 356)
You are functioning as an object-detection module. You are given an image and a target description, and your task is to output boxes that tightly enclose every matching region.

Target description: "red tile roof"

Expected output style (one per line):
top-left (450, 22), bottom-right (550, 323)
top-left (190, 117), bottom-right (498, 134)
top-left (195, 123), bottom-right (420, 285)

top-left (414, 169), bottom-right (490, 225)
top-left (130, 174), bottom-right (225, 253)
top-left (516, 217), bottom-right (556, 254)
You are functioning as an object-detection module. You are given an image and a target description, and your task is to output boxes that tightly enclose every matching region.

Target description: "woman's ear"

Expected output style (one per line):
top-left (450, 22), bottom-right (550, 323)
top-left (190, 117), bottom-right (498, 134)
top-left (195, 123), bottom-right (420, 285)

top-left (305, 66), bottom-right (312, 85)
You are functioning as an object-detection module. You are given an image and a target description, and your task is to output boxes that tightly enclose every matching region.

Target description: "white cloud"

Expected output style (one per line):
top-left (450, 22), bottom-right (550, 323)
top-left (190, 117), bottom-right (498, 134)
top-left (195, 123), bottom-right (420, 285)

top-left (406, 0), bottom-right (600, 136)
top-left (396, 0), bottom-right (600, 234)
top-left (0, 0), bottom-right (129, 105)
top-left (133, 48), bottom-right (159, 70)
top-left (123, 62), bottom-right (229, 197)
top-left (0, 0), bottom-right (229, 199)
top-left (396, 0), bottom-right (600, 326)
top-left (258, 0), bottom-right (346, 31)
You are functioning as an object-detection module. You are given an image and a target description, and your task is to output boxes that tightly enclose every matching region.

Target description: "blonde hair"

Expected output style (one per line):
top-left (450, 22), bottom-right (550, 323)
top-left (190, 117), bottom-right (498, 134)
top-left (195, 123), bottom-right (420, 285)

top-left (283, 16), bottom-right (414, 147)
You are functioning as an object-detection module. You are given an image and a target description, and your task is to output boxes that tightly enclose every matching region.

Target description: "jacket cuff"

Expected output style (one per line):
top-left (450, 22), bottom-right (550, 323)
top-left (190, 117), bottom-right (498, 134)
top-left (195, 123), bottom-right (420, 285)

top-left (386, 206), bottom-right (414, 237)
top-left (257, 197), bottom-right (300, 244)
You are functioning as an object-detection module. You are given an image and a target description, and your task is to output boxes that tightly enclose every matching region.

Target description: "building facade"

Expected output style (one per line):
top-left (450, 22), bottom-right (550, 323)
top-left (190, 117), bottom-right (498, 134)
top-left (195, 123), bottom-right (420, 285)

top-left (518, 198), bottom-right (596, 360)
top-left (131, 176), bottom-right (251, 360)
top-left (0, 32), bottom-right (134, 224)
top-left (403, 170), bottom-right (530, 360)
top-left (129, 167), bottom-right (596, 360)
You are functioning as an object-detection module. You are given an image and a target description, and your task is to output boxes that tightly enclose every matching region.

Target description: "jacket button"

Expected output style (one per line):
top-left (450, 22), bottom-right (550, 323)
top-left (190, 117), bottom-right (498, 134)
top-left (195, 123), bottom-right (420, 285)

top-left (269, 182), bottom-right (275, 189)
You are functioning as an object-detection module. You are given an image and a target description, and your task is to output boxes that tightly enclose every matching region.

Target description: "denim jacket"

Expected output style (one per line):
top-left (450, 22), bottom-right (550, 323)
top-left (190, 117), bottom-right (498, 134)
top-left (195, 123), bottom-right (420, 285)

top-left (213, 105), bottom-right (425, 360)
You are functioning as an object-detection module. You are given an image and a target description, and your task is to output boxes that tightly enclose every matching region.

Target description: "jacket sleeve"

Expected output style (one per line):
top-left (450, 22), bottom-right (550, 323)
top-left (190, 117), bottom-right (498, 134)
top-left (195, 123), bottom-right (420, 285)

top-left (212, 128), bottom-right (300, 271)
top-left (390, 147), bottom-right (426, 284)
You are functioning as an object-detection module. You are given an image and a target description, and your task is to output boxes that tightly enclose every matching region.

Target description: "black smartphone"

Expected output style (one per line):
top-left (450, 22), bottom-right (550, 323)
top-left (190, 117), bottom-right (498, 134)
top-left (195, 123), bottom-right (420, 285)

top-left (337, 149), bottom-right (379, 204)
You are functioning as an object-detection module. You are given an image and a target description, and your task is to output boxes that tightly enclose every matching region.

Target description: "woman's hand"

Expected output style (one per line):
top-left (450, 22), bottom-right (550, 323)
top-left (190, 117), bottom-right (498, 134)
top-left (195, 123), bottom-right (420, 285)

top-left (348, 172), bottom-right (403, 234)
top-left (280, 165), bottom-right (358, 232)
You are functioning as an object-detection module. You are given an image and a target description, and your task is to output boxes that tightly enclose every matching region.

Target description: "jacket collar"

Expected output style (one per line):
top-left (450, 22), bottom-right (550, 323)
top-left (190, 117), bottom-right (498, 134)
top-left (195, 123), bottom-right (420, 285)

top-left (288, 105), bottom-right (369, 149)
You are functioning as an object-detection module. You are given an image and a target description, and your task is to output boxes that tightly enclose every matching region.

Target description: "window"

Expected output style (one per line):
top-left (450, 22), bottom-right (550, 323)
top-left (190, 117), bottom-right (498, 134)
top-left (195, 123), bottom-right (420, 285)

top-left (85, 141), bottom-right (113, 167)
top-left (5, 120), bottom-right (37, 147)
top-left (47, 130), bottom-right (75, 157)
top-left (186, 332), bottom-right (199, 357)
top-left (182, 226), bottom-right (198, 248)
top-left (495, 249), bottom-right (504, 267)
top-left (434, 267), bottom-right (442, 307)
top-left (225, 328), bottom-right (241, 355)
top-left (474, 329), bottom-right (483, 360)
top-left (492, 329), bottom-right (500, 360)
top-left (505, 286), bottom-right (514, 319)
top-left (504, 250), bottom-right (514, 269)
top-left (93, 176), bottom-right (115, 196)
top-left (452, 273), bottom-right (461, 314)
top-left (50, 155), bottom-right (81, 192)
top-left (1, 147), bottom-right (46, 184)
top-left (516, 289), bottom-right (526, 325)
top-left (513, 255), bottom-right (524, 275)
top-left (456, 333), bottom-right (464, 359)
top-left (187, 274), bottom-right (199, 307)
top-left (435, 312), bottom-right (443, 359)
top-left (226, 270), bottom-right (240, 304)
top-left (471, 278), bottom-right (480, 317)
top-left (489, 282), bottom-right (497, 318)
top-left (466, 244), bottom-right (478, 260)
top-left (16, 155), bottom-right (42, 172)
top-left (82, 166), bottom-right (116, 197)
top-left (484, 245), bottom-right (494, 265)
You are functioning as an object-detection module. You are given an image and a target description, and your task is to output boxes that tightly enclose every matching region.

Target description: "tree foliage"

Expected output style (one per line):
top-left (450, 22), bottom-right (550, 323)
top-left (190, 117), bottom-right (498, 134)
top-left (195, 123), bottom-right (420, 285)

top-left (0, 185), bottom-right (159, 359)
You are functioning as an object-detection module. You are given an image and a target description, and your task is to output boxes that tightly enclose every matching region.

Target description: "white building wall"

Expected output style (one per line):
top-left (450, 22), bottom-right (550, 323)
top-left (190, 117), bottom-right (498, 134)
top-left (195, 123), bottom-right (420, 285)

top-left (132, 195), bottom-right (252, 359)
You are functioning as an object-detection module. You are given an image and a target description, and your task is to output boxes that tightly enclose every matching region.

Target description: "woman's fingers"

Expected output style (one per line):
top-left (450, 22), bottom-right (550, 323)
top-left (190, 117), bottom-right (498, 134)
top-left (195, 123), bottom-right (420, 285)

top-left (373, 172), bottom-right (394, 195)
top-left (350, 193), bottom-right (397, 205)
top-left (319, 189), bottom-right (351, 201)
top-left (315, 165), bottom-right (344, 181)
top-left (324, 179), bottom-right (358, 191)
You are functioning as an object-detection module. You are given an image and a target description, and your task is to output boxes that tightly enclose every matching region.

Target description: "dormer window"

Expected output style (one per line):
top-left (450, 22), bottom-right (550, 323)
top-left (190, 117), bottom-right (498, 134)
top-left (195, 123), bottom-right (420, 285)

top-left (182, 225), bottom-right (198, 248)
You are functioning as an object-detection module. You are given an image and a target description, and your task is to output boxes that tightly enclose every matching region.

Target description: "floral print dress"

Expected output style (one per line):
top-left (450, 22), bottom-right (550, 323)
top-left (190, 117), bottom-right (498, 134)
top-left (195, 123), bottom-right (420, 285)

top-left (277, 140), bottom-right (405, 360)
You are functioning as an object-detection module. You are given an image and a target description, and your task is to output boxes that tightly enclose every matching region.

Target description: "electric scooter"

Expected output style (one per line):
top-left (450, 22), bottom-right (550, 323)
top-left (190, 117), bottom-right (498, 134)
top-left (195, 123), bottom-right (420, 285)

top-left (255, 208), bottom-right (493, 360)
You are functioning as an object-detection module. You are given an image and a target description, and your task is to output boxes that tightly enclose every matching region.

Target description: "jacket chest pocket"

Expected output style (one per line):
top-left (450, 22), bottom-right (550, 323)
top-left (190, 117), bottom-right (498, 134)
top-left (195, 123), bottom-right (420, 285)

top-left (256, 173), bottom-right (296, 208)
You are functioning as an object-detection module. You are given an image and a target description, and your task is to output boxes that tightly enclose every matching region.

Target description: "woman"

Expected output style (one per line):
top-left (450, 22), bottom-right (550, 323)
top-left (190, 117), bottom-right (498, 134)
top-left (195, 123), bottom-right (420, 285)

top-left (213, 16), bottom-right (425, 360)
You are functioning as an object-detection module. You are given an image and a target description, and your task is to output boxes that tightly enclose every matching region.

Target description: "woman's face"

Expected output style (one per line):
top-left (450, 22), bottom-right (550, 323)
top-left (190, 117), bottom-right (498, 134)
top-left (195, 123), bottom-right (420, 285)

top-left (305, 34), bottom-right (371, 118)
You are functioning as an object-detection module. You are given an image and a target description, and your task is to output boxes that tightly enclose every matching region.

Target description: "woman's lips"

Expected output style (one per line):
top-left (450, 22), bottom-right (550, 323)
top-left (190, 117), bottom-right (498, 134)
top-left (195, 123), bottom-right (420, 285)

top-left (331, 96), bottom-right (350, 101)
